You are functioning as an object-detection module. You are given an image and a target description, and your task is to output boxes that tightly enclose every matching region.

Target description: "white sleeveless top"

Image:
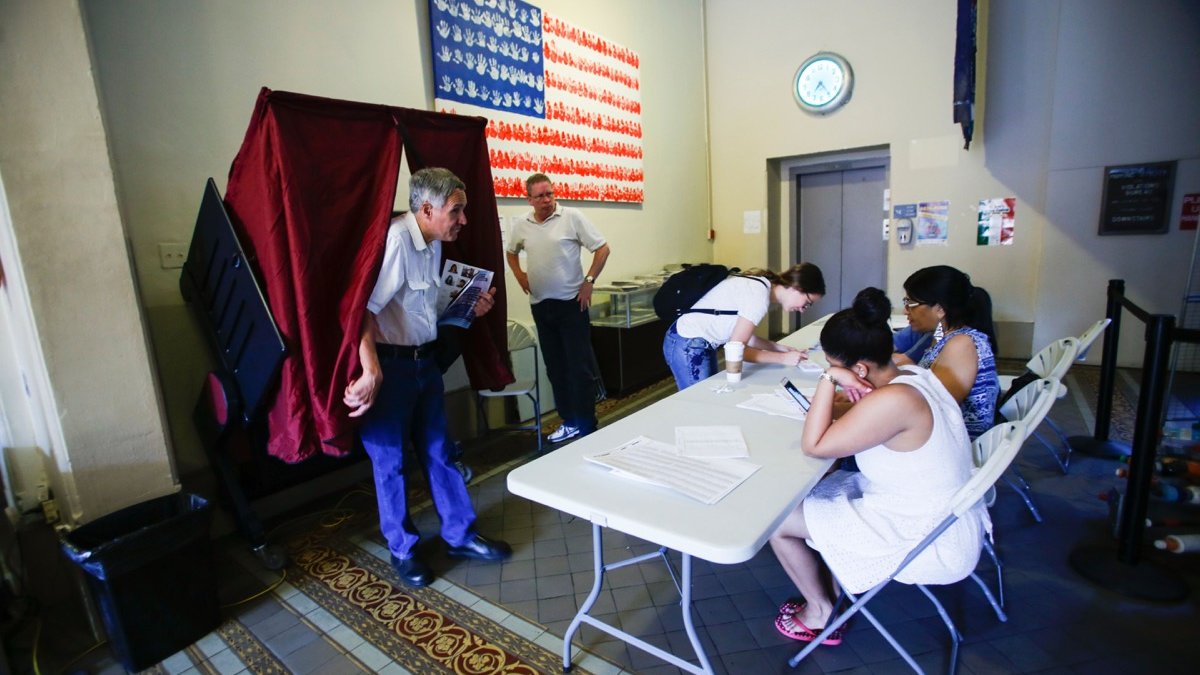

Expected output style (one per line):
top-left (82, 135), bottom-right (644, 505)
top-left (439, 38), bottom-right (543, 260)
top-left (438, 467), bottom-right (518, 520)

top-left (804, 366), bottom-right (990, 593)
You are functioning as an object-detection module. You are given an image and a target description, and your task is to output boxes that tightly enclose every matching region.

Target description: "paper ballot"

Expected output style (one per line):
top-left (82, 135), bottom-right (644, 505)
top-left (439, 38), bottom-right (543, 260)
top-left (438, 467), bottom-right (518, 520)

top-left (585, 436), bottom-right (759, 505)
top-left (736, 393), bottom-right (807, 421)
top-left (674, 425), bottom-right (749, 459)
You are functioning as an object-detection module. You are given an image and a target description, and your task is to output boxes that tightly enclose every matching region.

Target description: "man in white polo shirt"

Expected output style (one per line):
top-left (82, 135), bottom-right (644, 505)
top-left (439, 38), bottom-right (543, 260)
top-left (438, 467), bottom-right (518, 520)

top-left (506, 173), bottom-right (611, 443)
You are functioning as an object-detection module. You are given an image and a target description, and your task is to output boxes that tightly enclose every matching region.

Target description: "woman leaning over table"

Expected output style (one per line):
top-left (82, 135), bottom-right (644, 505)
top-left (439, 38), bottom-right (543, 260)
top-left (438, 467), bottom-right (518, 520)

top-left (662, 263), bottom-right (825, 390)
top-left (897, 265), bottom-right (999, 439)
top-left (768, 287), bottom-right (988, 646)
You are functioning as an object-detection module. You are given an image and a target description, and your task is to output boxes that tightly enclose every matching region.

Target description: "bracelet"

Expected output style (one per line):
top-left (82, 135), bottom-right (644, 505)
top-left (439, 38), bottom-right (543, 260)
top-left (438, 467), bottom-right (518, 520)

top-left (819, 371), bottom-right (837, 386)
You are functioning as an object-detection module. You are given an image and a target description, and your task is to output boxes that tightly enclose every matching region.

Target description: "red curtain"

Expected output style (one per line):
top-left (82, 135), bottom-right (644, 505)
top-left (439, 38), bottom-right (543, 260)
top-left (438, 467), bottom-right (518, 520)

top-left (224, 88), bottom-right (513, 463)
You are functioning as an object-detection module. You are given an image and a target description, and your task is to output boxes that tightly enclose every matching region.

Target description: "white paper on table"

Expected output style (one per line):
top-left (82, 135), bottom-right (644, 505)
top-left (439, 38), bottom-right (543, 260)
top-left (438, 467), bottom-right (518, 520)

top-left (584, 436), bottom-right (760, 505)
top-left (797, 360), bottom-right (824, 373)
top-left (736, 393), bottom-right (806, 421)
top-left (674, 425), bottom-right (748, 459)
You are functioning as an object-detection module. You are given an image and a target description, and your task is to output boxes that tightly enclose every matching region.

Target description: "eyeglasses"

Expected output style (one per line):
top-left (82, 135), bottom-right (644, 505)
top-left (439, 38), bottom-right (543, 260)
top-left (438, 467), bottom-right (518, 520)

top-left (529, 191), bottom-right (554, 201)
top-left (900, 297), bottom-right (927, 309)
top-left (800, 294), bottom-right (815, 311)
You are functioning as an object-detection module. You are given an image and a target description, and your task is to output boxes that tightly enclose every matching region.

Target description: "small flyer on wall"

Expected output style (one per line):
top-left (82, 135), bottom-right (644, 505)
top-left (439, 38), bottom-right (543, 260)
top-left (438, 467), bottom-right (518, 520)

top-left (977, 197), bottom-right (1016, 246)
top-left (916, 201), bottom-right (950, 245)
top-left (437, 259), bottom-right (493, 329)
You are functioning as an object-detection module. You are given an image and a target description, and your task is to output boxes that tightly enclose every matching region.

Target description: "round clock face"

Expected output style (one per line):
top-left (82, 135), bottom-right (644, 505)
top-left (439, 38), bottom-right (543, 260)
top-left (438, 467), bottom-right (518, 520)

top-left (794, 52), bottom-right (853, 114)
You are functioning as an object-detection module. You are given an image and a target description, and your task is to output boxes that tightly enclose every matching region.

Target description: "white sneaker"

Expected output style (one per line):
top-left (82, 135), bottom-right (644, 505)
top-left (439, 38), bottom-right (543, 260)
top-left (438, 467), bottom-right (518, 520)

top-left (547, 424), bottom-right (581, 443)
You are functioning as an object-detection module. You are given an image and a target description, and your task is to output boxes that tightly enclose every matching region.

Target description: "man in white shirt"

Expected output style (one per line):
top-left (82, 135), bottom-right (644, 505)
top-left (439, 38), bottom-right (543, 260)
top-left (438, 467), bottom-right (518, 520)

top-left (344, 167), bottom-right (510, 587)
top-left (506, 174), bottom-right (611, 442)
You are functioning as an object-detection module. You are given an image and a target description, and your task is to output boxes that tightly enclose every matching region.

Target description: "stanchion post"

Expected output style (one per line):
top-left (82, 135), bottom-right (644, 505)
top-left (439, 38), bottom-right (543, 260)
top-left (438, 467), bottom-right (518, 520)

top-left (1071, 279), bottom-right (1129, 458)
top-left (1116, 314), bottom-right (1174, 564)
top-left (1093, 279), bottom-right (1124, 441)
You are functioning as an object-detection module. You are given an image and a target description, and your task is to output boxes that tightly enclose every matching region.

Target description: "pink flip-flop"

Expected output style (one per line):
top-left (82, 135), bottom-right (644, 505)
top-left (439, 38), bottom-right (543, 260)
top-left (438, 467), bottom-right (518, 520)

top-left (779, 599), bottom-right (805, 616)
top-left (774, 611), bottom-right (844, 646)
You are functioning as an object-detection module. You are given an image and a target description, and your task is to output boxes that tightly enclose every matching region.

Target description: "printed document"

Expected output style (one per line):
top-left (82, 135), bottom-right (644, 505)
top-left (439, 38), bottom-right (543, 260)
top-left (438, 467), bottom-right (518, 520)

top-left (437, 260), bottom-right (493, 329)
top-left (674, 425), bottom-right (749, 459)
top-left (736, 389), bottom-right (811, 421)
top-left (585, 436), bottom-right (760, 505)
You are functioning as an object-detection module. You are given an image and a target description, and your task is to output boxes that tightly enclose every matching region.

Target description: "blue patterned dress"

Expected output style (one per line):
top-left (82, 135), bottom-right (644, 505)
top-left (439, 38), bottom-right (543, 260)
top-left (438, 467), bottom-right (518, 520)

top-left (918, 327), bottom-right (999, 439)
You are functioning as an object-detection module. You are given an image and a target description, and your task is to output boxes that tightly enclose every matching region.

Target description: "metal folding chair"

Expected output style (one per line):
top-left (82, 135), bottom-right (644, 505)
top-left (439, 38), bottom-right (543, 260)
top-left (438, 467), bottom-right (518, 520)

top-left (789, 422), bottom-right (1026, 675)
top-left (994, 377), bottom-right (1061, 522)
top-left (476, 319), bottom-right (543, 454)
top-left (997, 337), bottom-right (1078, 472)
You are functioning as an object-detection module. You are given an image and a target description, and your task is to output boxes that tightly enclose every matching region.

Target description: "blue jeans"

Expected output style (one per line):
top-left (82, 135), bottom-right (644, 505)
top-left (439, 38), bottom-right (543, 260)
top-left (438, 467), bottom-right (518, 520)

top-left (663, 322), bottom-right (719, 390)
top-left (531, 297), bottom-right (598, 432)
top-left (359, 354), bottom-right (475, 558)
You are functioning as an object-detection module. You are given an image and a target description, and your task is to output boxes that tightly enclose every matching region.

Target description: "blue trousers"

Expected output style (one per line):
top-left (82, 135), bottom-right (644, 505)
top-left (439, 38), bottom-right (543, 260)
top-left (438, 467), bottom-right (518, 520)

top-left (359, 354), bottom-right (475, 559)
top-left (531, 297), bottom-right (598, 432)
top-left (662, 322), bottom-right (719, 390)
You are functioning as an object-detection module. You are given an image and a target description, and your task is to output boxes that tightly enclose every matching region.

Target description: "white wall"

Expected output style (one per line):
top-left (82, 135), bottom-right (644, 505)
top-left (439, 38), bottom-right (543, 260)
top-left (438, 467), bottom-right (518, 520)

top-left (705, 0), bottom-right (1200, 366)
top-left (0, 0), bottom-right (175, 524)
top-left (81, 0), bottom-right (711, 474)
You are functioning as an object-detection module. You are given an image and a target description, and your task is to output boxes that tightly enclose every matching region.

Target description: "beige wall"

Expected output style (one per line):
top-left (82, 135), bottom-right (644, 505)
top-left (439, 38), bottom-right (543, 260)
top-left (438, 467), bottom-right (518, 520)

top-left (81, 0), bottom-right (712, 477)
top-left (0, 0), bottom-right (175, 524)
top-left (5, 0), bottom-right (1199, 519)
top-left (705, 0), bottom-right (1200, 365)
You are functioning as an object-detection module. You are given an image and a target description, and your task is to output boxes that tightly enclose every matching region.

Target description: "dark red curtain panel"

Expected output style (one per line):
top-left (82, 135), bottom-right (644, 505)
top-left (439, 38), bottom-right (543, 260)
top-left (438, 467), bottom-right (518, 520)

top-left (224, 88), bottom-right (512, 463)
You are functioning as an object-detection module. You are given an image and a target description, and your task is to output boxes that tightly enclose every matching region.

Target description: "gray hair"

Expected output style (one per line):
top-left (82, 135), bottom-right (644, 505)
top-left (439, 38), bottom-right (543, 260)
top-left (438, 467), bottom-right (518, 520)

top-left (409, 167), bottom-right (466, 212)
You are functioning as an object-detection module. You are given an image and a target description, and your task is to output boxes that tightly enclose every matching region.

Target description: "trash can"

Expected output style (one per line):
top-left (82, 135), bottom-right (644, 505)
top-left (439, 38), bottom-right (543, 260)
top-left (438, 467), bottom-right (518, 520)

top-left (61, 492), bottom-right (220, 672)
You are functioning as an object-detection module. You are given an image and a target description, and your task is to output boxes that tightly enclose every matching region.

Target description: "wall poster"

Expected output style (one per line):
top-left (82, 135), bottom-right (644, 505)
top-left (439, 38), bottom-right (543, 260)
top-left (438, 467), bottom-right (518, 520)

top-left (977, 197), bottom-right (1015, 246)
top-left (916, 201), bottom-right (950, 245)
top-left (429, 0), bottom-right (644, 203)
top-left (1098, 161), bottom-right (1175, 235)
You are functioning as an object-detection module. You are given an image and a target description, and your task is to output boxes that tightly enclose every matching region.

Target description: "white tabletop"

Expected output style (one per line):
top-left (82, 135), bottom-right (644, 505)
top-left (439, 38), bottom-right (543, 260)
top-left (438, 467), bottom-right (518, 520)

top-left (507, 318), bottom-right (834, 565)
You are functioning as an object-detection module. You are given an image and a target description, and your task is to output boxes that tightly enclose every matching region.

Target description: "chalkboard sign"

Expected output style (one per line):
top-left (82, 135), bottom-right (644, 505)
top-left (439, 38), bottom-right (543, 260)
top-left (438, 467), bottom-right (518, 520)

top-left (1098, 161), bottom-right (1175, 235)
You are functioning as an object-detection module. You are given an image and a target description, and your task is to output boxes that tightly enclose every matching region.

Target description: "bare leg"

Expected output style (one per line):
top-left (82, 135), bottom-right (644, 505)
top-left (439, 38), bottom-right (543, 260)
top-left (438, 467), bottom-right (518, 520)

top-left (768, 501), bottom-right (835, 630)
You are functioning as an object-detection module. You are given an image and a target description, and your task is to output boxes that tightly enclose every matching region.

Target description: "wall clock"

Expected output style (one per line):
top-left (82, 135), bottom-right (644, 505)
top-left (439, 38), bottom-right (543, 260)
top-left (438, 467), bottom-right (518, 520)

top-left (793, 52), bottom-right (854, 114)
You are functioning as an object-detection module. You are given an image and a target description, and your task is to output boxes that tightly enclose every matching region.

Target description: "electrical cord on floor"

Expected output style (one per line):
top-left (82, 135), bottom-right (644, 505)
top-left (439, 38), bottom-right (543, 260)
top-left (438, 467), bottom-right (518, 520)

top-left (219, 487), bottom-right (375, 609)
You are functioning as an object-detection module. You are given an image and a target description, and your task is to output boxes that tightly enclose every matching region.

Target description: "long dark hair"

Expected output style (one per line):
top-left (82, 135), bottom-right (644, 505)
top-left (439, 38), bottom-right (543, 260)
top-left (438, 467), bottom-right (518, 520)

top-left (903, 265), bottom-right (997, 352)
top-left (742, 262), bottom-right (826, 295)
top-left (819, 288), bottom-right (894, 366)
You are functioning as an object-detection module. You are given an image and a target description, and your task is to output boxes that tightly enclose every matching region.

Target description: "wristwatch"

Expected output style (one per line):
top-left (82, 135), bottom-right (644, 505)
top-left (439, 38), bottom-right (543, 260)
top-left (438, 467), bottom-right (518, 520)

top-left (584, 275), bottom-right (596, 284)
top-left (819, 371), bottom-right (837, 386)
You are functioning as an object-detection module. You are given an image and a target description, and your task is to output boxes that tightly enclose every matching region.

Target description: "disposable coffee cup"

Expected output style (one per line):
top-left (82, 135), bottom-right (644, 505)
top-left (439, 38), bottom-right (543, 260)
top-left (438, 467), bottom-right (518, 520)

top-left (724, 341), bottom-right (745, 382)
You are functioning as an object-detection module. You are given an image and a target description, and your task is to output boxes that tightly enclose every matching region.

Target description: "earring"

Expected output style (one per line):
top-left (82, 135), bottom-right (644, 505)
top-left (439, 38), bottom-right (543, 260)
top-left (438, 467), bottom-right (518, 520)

top-left (933, 320), bottom-right (945, 343)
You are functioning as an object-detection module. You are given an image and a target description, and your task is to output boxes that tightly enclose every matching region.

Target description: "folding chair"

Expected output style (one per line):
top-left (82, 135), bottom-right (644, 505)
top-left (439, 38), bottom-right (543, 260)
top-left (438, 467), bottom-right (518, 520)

top-left (476, 319), bottom-right (543, 454)
top-left (789, 422), bottom-right (1026, 675)
top-left (997, 337), bottom-right (1078, 472)
top-left (993, 377), bottom-right (1061, 522)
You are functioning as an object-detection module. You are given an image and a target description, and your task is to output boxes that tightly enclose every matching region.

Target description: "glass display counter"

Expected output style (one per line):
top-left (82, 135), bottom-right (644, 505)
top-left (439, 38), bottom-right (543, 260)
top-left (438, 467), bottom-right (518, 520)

top-left (588, 279), bottom-right (671, 396)
top-left (589, 283), bottom-right (660, 328)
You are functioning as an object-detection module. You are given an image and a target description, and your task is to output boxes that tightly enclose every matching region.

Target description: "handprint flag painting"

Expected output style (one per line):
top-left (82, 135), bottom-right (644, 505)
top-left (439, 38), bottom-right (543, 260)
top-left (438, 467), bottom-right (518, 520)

top-left (430, 0), bottom-right (644, 203)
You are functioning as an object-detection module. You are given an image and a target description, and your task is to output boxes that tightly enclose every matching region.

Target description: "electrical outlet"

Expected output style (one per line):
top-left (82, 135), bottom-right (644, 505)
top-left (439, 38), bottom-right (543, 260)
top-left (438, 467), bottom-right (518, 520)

top-left (159, 242), bottom-right (187, 269)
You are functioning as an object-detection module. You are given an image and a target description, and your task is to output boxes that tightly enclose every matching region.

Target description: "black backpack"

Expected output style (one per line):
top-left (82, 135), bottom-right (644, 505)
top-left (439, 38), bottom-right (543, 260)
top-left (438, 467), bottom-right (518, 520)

top-left (653, 264), bottom-right (762, 321)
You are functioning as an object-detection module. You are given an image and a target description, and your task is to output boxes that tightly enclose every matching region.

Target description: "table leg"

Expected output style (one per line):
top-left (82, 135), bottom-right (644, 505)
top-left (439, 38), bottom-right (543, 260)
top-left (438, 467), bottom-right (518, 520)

top-left (561, 523), bottom-right (715, 674)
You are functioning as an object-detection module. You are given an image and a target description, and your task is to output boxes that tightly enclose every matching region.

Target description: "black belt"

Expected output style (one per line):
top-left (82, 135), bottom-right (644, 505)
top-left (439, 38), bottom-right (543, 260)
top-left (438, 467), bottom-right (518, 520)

top-left (377, 342), bottom-right (438, 360)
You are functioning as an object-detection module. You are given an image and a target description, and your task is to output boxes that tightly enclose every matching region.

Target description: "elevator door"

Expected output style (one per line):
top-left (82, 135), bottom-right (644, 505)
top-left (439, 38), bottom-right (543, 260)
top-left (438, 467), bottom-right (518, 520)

top-left (796, 166), bottom-right (886, 329)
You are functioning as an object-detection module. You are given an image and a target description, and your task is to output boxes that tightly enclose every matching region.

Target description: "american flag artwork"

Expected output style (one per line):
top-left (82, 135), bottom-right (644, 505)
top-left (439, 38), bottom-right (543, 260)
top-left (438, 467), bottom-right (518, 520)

top-left (430, 0), bottom-right (644, 203)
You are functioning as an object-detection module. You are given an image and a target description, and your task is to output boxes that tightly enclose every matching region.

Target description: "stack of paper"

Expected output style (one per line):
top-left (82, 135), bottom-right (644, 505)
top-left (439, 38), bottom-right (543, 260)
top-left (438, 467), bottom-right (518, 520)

top-left (585, 436), bottom-right (760, 505)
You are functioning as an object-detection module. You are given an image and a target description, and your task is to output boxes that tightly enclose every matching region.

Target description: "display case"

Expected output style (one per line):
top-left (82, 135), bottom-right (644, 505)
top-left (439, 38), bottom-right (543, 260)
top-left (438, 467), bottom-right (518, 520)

top-left (589, 283), bottom-right (660, 328)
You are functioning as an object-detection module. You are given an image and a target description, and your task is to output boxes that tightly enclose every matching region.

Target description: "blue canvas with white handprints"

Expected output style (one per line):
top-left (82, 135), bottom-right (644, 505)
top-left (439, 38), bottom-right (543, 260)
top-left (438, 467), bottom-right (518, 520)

top-left (429, 0), bottom-right (546, 119)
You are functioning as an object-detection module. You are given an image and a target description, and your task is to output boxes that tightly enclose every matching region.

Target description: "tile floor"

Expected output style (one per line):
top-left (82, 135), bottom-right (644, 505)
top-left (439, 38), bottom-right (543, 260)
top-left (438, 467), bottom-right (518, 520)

top-left (25, 364), bottom-right (1200, 674)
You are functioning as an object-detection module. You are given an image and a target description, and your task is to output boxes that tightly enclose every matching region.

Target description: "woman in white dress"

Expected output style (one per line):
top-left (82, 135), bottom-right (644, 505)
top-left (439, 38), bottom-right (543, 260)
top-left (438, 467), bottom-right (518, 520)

top-left (768, 287), bottom-right (989, 646)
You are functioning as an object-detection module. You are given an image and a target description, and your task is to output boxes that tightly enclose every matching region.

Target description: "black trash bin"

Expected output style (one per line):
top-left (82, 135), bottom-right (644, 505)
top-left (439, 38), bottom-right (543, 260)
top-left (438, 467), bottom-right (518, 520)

top-left (61, 492), bottom-right (220, 672)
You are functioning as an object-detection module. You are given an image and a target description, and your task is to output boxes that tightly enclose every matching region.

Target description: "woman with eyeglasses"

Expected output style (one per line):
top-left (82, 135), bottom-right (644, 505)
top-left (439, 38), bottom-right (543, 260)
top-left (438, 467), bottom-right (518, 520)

top-left (662, 263), bottom-right (826, 390)
top-left (897, 265), bottom-right (999, 439)
top-left (769, 287), bottom-right (988, 646)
